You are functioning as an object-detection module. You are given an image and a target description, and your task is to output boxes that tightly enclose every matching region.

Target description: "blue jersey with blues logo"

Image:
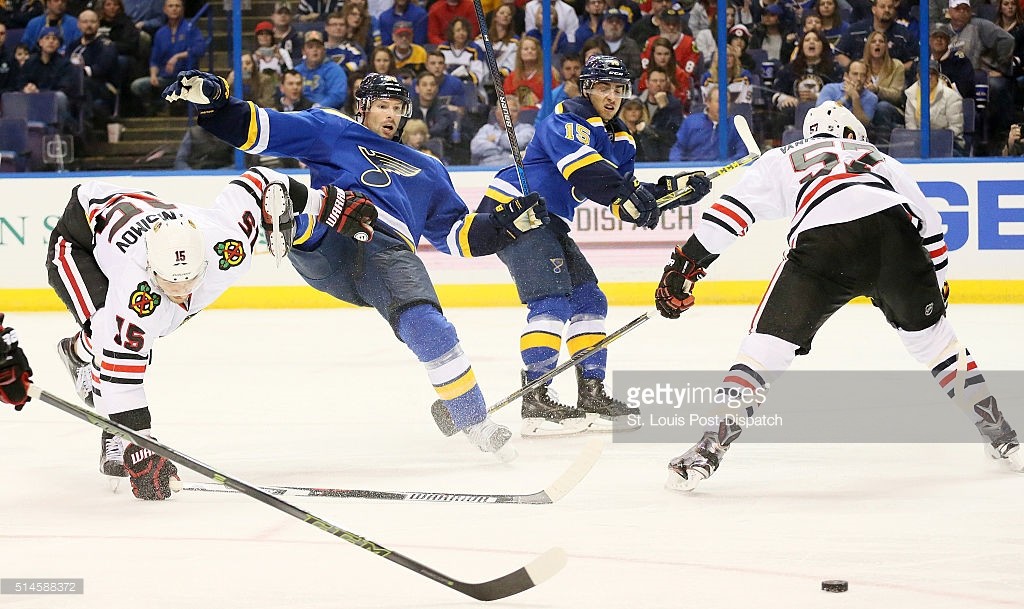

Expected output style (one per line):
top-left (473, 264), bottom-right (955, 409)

top-left (482, 97), bottom-right (638, 224)
top-left (200, 98), bottom-right (506, 256)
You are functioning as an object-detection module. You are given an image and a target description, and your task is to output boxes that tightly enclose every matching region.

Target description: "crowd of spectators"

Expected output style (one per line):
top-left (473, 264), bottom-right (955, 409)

top-left (3, 0), bottom-right (1024, 169)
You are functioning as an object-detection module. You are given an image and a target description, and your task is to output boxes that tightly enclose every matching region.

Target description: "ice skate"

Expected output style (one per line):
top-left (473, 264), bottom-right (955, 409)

top-left (464, 417), bottom-right (518, 463)
top-left (985, 431), bottom-right (1024, 473)
top-left (521, 370), bottom-right (587, 437)
top-left (575, 367), bottom-right (641, 432)
top-left (57, 333), bottom-right (93, 407)
top-left (260, 181), bottom-right (294, 264)
top-left (100, 431), bottom-right (127, 483)
top-left (666, 431), bottom-right (731, 491)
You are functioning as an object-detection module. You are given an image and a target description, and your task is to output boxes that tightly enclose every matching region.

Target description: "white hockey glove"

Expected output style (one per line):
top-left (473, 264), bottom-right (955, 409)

top-left (163, 70), bottom-right (230, 111)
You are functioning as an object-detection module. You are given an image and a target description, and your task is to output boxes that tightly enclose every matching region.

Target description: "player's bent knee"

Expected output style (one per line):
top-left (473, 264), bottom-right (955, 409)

top-left (898, 316), bottom-right (957, 365)
top-left (526, 295), bottom-right (572, 323)
top-left (737, 333), bottom-right (800, 374)
top-left (570, 282), bottom-right (608, 317)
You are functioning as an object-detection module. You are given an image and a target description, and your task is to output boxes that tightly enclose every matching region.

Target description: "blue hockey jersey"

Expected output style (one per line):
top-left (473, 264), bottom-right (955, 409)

top-left (482, 97), bottom-right (638, 224)
top-left (199, 98), bottom-right (506, 256)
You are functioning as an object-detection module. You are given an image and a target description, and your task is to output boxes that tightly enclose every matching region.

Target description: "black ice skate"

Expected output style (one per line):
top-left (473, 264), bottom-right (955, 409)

top-left (57, 333), bottom-right (93, 407)
top-left (100, 431), bottom-right (127, 478)
top-left (521, 370), bottom-right (587, 437)
top-left (665, 431), bottom-right (731, 492)
top-left (463, 416), bottom-right (518, 463)
top-left (260, 181), bottom-right (294, 264)
top-left (575, 367), bottom-right (641, 432)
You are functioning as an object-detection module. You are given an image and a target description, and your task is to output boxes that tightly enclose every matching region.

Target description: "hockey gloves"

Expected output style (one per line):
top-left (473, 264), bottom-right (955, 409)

top-left (319, 186), bottom-right (378, 242)
top-left (123, 443), bottom-right (180, 500)
top-left (163, 70), bottom-right (230, 112)
top-left (0, 314), bottom-right (31, 410)
top-left (655, 246), bottom-right (706, 319)
top-left (657, 171), bottom-right (712, 210)
top-left (493, 192), bottom-right (550, 240)
top-left (611, 173), bottom-right (660, 229)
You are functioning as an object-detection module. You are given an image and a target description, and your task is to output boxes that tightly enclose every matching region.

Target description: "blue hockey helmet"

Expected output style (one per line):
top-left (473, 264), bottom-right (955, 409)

top-left (578, 55), bottom-right (632, 99)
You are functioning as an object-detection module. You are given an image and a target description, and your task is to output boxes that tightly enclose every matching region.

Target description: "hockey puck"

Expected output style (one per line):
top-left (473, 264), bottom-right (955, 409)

top-left (821, 580), bottom-right (848, 593)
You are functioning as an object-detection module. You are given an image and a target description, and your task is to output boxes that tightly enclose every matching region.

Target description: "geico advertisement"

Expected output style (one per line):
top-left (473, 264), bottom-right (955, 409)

top-left (0, 162), bottom-right (1023, 288)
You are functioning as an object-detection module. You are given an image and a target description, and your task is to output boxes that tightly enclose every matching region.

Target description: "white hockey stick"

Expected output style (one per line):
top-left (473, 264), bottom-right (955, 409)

top-left (183, 439), bottom-right (603, 504)
top-left (656, 115), bottom-right (761, 208)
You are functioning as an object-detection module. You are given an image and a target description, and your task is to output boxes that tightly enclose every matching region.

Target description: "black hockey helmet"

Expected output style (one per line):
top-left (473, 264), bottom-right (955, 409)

top-left (578, 55), bottom-right (632, 99)
top-left (354, 72), bottom-right (413, 140)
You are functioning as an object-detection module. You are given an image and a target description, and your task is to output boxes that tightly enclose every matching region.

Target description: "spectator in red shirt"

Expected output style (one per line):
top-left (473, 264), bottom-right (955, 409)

top-left (428, 0), bottom-right (477, 45)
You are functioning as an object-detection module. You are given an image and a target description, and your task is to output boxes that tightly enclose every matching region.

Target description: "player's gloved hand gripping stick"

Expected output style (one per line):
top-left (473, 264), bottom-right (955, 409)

top-left (656, 116), bottom-right (761, 208)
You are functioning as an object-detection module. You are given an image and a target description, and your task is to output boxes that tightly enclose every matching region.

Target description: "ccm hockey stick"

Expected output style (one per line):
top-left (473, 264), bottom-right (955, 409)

top-left (183, 439), bottom-right (602, 504)
top-left (656, 115), bottom-right (761, 208)
top-left (26, 385), bottom-right (567, 601)
top-left (432, 312), bottom-right (654, 436)
top-left (471, 0), bottom-right (528, 193)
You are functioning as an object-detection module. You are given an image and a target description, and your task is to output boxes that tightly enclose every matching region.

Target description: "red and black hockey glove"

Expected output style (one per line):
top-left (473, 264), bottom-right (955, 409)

top-left (123, 443), bottom-right (180, 500)
top-left (655, 246), bottom-right (706, 319)
top-left (319, 186), bottom-right (378, 242)
top-left (0, 314), bottom-right (32, 410)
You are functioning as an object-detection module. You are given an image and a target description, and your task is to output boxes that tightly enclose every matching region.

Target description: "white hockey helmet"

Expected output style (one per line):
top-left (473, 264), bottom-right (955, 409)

top-left (802, 101), bottom-right (868, 142)
top-left (145, 217), bottom-right (208, 301)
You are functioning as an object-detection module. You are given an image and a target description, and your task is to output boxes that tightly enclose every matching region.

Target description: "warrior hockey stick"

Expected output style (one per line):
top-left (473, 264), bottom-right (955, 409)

top-left (471, 0), bottom-right (528, 193)
top-left (26, 385), bottom-right (567, 601)
top-left (183, 439), bottom-right (602, 504)
top-left (432, 312), bottom-right (654, 436)
top-left (656, 115), bottom-right (761, 208)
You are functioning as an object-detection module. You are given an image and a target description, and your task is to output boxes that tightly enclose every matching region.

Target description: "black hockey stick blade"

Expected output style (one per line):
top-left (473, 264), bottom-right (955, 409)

top-left (26, 385), bottom-right (568, 601)
top-left (431, 312), bottom-right (654, 436)
top-left (182, 439), bottom-right (603, 504)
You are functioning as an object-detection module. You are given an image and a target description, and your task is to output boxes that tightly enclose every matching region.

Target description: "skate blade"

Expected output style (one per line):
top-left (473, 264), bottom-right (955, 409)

top-left (664, 469), bottom-right (701, 492)
top-left (582, 413), bottom-right (642, 433)
top-left (521, 417), bottom-right (588, 438)
top-left (264, 185), bottom-right (288, 265)
top-left (493, 443), bottom-right (519, 463)
top-left (106, 476), bottom-right (123, 493)
top-left (984, 445), bottom-right (1024, 472)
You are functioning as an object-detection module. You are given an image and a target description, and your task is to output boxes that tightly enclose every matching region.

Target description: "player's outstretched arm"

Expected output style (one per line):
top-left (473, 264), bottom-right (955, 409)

top-left (440, 193), bottom-right (549, 258)
top-left (0, 313), bottom-right (32, 410)
top-left (656, 171), bottom-right (712, 210)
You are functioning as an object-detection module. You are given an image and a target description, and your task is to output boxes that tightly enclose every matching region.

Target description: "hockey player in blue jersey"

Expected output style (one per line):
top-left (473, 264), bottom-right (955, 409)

top-left (163, 71), bottom-right (547, 460)
top-left (479, 55), bottom-right (713, 437)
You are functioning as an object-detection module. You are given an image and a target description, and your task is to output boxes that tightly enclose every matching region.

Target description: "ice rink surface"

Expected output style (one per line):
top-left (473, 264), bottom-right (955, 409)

top-left (1, 304), bottom-right (1022, 608)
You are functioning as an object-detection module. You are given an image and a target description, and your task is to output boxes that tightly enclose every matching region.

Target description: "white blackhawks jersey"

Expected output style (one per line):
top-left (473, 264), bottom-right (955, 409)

top-left (696, 136), bottom-right (949, 283)
top-left (69, 173), bottom-right (265, 416)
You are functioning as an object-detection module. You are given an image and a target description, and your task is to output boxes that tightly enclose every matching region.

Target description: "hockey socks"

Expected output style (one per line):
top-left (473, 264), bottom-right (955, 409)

top-left (292, 214), bottom-right (328, 251)
top-left (397, 304), bottom-right (488, 430)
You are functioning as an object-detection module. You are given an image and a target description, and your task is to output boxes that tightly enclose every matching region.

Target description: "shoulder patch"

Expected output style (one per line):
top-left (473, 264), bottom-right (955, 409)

top-left (215, 239), bottom-right (246, 270)
top-left (129, 281), bottom-right (161, 317)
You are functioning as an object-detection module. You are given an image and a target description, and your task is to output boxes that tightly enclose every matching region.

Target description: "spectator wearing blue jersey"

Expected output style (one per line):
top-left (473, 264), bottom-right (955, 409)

top-left (575, 0), bottom-right (606, 52)
top-left (324, 13), bottom-right (366, 73)
top-left (295, 30), bottom-right (348, 109)
top-left (669, 84), bottom-right (743, 161)
top-left (379, 0), bottom-right (427, 46)
top-left (165, 70), bottom-right (549, 460)
top-left (129, 0), bottom-right (205, 115)
top-left (22, 0), bottom-right (80, 53)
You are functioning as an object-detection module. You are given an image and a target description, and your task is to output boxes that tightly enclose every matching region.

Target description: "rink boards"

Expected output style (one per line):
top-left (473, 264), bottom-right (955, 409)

top-left (1, 160), bottom-right (1023, 309)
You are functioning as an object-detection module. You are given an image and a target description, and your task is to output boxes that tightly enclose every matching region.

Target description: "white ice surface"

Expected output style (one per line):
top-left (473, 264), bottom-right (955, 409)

top-left (1, 305), bottom-right (1022, 608)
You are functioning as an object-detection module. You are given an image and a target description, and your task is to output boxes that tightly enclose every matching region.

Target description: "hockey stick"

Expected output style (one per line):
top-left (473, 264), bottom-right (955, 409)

top-left (470, 0), bottom-right (528, 193)
top-left (183, 439), bottom-right (602, 504)
top-left (432, 311), bottom-right (654, 436)
top-left (656, 115), bottom-right (761, 208)
top-left (25, 385), bottom-right (566, 601)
